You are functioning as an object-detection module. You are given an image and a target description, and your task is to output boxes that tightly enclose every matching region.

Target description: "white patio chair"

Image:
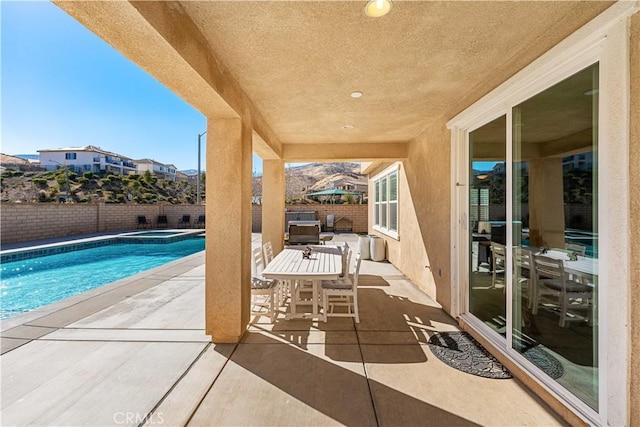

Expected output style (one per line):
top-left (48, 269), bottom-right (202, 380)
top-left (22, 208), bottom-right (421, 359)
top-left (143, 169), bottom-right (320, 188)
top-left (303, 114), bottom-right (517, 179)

top-left (340, 242), bottom-right (350, 277)
top-left (263, 241), bottom-right (275, 264)
top-left (531, 254), bottom-right (593, 327)
top-left (263, 241), bottom-right (288, 304)
top-left (322, 253), bottom-right (361, 323)
top-left (251, 247), bottom-right (279, 322)
top-left (513, 247), bottom-right (534, 308)
top-left (565, 242), bottom-right (587, 256)
top-left (491, 242), bottom-right (506, 288)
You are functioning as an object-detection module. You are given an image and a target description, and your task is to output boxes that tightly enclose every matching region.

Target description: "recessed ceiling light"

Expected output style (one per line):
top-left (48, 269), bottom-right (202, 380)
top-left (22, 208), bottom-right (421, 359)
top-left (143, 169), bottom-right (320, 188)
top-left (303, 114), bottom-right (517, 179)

top-left (343, 124), bottom-right (354, 129)
top-left (350, 91), bottom-right (363, 99)
top-left (364, 0), bottom-right (392, 18)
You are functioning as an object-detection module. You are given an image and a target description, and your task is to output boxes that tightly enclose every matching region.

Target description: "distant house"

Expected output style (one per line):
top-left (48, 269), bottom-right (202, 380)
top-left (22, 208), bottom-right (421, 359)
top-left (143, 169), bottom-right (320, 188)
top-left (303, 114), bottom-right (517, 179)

top-left (175, 171), bottom-right (190, 182)
top-left (38, 146), bottom-right (137, 175)
top-left (330, 177), bottom-right (368, 196)
top-left (135, 159), bottom-right (178, 181)
top-left (0, 153), bottom-right (41, 171)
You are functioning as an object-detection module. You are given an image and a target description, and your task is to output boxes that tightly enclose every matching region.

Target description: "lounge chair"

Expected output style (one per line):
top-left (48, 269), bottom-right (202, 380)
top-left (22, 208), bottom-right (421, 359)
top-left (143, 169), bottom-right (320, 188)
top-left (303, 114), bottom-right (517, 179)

top-left (137, 215), bottom-right (151, 229)
top-left (178, 214), bottom-right (191, 228)
top-left (194, 215), bottom-right (205, 228)
top-left (156, 215), bottom-right (168, 228)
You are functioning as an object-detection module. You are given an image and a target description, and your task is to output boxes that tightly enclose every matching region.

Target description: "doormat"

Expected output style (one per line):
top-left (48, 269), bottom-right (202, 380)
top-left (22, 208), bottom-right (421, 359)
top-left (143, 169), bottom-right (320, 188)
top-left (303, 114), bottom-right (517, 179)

top-left (428, 332), bottom-right (564, 380)
top-left (428, 332), bottom-right (511, 379)
top-left (519, 342), bottom-right (565, 380)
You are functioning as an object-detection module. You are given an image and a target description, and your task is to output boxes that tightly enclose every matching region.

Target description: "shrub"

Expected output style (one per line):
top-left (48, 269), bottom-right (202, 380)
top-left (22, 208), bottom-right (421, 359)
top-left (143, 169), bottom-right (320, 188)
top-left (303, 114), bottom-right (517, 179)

top-left (33, 178), bottom-right (49, 188)
top-left (38, 190), bottom-right (50, 202)
top-left (142, 170), bottom-right (153, 184)
top-left (83, 171), bottom-right (95, 179)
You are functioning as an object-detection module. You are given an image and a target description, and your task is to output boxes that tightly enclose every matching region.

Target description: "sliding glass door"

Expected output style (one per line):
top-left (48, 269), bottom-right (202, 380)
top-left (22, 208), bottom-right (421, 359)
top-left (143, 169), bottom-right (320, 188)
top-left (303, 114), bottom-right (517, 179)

top-left (511, 64), bottom-right (599, 409)
top-left (466, 64), bottom-right (599, 409)
top-left (468, 116), bottom-right (506, 335)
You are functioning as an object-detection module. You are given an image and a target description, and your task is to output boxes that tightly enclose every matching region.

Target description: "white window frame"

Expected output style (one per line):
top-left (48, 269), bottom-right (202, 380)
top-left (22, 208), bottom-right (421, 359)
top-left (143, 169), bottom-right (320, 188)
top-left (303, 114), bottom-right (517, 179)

top-left (373, 164), bottom-right (400, 239)
top-left (447, 3), bottom-right (635, 425)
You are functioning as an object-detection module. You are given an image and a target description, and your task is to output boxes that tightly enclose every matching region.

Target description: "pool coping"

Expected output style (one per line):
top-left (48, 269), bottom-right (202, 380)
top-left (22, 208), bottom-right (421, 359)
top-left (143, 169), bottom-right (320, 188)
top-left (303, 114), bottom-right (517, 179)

top-left (0, 250), bottom-right (205, 354)
top-left (0, 229), bottom-right (205, 262)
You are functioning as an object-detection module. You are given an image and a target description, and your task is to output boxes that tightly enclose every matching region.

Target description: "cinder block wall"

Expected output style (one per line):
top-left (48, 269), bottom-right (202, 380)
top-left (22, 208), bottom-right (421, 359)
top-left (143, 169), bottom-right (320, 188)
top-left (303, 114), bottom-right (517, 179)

top-left (164, 204), bottom-right (206, 228)
top-left (0, 203), bottom-right (364, 245)
top-left (0, 203), bottom-right (206, 245)
top-left (1, 204), bottom-right (98, 243)
top-left (251, 204), bottom-right (368, 233)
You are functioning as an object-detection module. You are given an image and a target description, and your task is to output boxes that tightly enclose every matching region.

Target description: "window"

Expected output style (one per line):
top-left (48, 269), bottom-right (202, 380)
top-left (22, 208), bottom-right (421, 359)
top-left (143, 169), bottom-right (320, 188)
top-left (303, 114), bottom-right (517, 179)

top-left (373, 167), bottom-right (399, 238)
top-left (65, 153), bottom-right (77, 160)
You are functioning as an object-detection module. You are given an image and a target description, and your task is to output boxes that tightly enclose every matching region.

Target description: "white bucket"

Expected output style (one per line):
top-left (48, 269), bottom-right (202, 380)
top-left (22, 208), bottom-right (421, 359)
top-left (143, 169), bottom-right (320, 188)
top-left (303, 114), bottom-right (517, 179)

top-left (370, 236), bottom-right (385, 261)
top-left (358, 235), bottom-right (371, 260)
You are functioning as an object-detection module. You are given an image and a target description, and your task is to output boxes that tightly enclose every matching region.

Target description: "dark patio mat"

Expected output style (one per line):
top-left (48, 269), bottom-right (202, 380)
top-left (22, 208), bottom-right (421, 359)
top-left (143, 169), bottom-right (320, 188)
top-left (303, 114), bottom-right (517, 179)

top-left (428, 331), bottom-right (564, 380)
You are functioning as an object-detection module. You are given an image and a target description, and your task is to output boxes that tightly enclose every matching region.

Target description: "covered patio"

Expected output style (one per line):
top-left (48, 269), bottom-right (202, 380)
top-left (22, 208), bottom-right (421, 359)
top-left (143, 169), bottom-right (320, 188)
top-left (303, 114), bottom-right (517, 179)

top-left (1, 234), bottom-right (563, 426)
top-left (32, 1), bottom-right (640, 425)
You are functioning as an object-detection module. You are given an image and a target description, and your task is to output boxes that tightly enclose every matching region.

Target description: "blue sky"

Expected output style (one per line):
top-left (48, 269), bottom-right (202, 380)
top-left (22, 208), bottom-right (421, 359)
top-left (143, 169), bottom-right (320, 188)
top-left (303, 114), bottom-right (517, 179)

top-left (1, 1), bottom-right (266, 173)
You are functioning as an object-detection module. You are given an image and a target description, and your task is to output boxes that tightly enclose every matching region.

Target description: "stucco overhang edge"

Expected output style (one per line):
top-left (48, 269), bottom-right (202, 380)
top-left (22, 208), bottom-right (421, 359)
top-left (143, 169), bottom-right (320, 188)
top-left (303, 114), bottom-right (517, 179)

top-left (282, 142), bottom-right (408, 162)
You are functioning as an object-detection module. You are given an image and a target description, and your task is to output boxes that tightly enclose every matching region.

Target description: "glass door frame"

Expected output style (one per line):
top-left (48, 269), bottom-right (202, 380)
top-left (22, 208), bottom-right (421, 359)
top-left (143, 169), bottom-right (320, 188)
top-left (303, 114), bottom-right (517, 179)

top-left (448, 4), bottom-right (634, 425)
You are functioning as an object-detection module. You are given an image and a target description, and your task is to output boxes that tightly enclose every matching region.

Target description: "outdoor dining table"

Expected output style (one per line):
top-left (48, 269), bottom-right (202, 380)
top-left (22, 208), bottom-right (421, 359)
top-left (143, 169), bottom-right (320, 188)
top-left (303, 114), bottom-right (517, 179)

top-left (534, 248), bottom-right (598, 285)
top-left (261, 245), bottom-right (343, 320)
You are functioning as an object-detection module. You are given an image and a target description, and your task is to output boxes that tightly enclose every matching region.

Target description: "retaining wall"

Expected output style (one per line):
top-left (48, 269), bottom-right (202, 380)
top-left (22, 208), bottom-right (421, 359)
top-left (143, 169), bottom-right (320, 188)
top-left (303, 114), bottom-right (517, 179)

top-left (251, 204), bottom-right (368, 233)
top-left (1, 202), bottom-right (368, 245)
top-left (0, 203), bottom-right (206, 245)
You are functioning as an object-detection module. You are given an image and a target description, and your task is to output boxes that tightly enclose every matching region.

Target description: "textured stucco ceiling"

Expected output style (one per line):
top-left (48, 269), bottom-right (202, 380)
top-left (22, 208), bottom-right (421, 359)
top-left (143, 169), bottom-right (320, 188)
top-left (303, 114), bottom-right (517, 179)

top-left (179, 1), bottom-right (613, 146)
top-left (54, 0), bottom-right (614, 154)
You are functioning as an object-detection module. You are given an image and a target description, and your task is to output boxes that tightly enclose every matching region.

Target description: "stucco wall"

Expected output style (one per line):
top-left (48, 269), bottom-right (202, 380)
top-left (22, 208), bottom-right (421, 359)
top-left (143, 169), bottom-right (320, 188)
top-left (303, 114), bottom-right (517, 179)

top-left (0, 203), bottom-right (206, 245)
top-left (368, 121), bottom-right (452, 312)
top-left (629, 10), bottom-right (639, 427)
top-left (251, 204), bottom-right (368, 233)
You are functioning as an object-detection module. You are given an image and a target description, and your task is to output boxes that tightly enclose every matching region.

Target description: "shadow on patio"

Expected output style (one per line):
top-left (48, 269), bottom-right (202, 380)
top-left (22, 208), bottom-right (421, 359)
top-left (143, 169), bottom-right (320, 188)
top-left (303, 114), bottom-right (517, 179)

top-left (0, 235), bottom-right (566, 426)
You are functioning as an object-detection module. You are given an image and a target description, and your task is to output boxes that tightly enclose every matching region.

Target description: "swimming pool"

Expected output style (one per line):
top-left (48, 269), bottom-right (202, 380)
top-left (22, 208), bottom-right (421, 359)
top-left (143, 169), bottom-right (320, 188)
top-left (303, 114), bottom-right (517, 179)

top-left (0, 237), bottom-right (205, 320)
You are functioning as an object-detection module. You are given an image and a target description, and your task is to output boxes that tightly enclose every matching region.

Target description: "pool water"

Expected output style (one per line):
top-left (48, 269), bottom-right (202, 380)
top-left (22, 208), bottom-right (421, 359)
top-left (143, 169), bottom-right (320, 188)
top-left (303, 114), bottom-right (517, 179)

top-left (0, 238), bottom-right (205, 320)
top-left (124, 231), bottom-right (190, 237)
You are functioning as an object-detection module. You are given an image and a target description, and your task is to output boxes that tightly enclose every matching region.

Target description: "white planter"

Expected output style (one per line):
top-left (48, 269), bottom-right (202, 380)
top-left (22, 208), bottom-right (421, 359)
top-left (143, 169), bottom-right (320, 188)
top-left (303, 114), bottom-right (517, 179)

top-left (370, 236), bottom-right (385, 261)
top-left (358, 235), bottom-right (371, 260)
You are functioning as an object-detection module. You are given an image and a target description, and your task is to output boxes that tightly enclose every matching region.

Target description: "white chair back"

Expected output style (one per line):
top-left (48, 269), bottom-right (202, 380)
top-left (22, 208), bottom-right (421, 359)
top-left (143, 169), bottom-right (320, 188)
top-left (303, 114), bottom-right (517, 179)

top-left (514, 247), bottom-right (532, 270)
top-left (533, 254), bottom-right (564, 281)
top-left (491, 242), bottom-right (507, 266)
top-left (341, 243), bottom-right (351, 277)
top-left (351, 253), bottom-right (362, 287)
top-left (263, 242), bottom-right (275, 265)
top-left (252, 247), bottom-right (265, 277)
top-left (565, 243), bottom-right (586, 257)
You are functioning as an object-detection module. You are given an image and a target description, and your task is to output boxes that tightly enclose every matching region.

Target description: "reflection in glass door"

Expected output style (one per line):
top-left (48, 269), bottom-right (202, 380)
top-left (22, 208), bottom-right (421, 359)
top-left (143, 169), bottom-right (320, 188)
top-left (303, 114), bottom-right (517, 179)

top-left (512, 64), bottom-right (599, 410)
top-left (465, 64), bottom-right (600, 410)
top-left (469, 116), bottom-right (506, 335)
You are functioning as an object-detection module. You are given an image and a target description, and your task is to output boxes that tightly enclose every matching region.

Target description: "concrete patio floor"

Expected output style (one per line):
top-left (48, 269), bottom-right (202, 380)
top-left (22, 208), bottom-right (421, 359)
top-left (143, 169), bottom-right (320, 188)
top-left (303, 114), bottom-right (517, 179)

top-left (1, 234), bottom-right (566, 426)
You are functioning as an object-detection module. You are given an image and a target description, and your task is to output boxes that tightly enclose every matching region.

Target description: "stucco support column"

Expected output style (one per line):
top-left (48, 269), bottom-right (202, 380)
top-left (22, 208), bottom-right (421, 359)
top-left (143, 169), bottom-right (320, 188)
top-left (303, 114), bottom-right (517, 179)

top-left (628, 11), bottom-right (639, 426)
top-left (205, 117), bottom-right (252, 343)
top-left (527, 158), bottom-right (565, 248)
top-left (262, 159), bottom-right (285, 254)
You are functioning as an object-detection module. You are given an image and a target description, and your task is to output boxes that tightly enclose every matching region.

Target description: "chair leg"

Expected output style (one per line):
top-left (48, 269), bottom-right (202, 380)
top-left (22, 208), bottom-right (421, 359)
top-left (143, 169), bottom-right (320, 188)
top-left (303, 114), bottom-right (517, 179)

top-left (353, 291), bottom-right (360, 323)
top-left (322, 291), bottom-right (329, 322)
top-left (270, 287), bottom-right (277, 323)
top-left (559, 294), bottom-right (568, 327)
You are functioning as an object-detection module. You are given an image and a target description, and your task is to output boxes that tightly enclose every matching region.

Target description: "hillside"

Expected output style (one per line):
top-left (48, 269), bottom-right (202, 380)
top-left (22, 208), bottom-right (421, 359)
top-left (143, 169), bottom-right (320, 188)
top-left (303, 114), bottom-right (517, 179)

top-left (0, 169), bottom-right (201, 204)
top-left (252, 162), bottom-right (366, 203)
top-left (1, 162), bottom-right (366, 204)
